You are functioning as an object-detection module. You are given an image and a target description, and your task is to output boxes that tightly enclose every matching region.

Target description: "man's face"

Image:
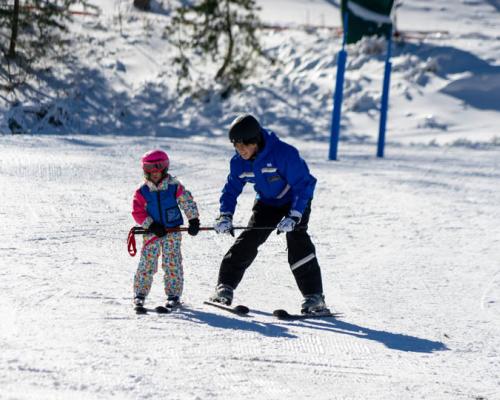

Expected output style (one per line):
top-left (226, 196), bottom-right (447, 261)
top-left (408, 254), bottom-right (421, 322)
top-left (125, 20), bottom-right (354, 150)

top-left (234, 142), bottom-right (258, 160)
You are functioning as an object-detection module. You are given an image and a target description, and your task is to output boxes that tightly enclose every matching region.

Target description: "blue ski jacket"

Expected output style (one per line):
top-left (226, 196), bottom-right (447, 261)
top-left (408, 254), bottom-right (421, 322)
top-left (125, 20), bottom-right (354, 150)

top-left (220, 129), bottom-right (316, 215)
top-left (139, 184), bottom-right (184, 227)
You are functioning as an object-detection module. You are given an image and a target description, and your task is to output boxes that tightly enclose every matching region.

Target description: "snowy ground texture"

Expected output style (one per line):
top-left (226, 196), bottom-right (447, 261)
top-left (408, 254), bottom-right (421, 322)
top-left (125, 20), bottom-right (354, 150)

top-left (1, 0), bottom-right (500, 399)
top-left (1, 135), bottom-right (499, 400)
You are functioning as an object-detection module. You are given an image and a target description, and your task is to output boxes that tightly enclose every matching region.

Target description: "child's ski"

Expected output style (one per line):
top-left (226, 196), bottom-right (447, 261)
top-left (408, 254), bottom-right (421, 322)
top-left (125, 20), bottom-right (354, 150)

top-left (154, 305), bottom-right (171, 314)
top-left (203, 301), bottom-right (249, 316)
top-left (134, 305), bottom-right (171, 315)
top-left (272, 309), bottom-right (342, 320)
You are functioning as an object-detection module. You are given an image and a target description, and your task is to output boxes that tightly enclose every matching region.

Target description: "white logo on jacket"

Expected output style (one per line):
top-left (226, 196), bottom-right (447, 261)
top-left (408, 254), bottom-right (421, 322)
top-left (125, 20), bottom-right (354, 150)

top-left (238, 172), bottom-right (255, 179)
top-left (261, 167), bottom-right (277, 173)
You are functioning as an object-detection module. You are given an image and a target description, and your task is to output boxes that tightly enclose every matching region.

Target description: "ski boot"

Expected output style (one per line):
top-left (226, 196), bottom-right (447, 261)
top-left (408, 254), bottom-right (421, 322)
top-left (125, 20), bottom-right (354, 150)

top-left (209, 284), bottom-right (234, 305)
top-left (166, 295), bottom-right (181, 309)
top-left (300, 294), bottom-right (330, 315)
top-left (134, 295), bottom-right (147, 314)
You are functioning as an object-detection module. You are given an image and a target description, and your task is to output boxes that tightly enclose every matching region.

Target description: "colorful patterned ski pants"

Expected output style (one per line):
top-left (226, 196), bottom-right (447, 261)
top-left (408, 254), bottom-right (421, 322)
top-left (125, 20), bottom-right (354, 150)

top-left (133, 232), bottom-right (183, 299)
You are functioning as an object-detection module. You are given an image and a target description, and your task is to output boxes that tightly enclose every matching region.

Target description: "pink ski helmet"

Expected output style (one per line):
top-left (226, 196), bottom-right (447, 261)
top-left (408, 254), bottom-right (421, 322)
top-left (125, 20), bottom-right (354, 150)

top-left (141, 149), bottom-right (169, 173)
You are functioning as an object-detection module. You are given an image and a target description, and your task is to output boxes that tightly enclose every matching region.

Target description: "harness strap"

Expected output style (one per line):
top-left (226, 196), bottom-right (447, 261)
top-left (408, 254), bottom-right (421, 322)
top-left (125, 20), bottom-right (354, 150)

top-left (127, 227), bottom-right (138, 257)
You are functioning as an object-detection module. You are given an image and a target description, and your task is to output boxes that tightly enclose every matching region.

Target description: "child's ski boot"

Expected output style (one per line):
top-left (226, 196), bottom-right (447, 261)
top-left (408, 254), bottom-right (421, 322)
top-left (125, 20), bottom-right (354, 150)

top-left (166, 295), bottom-right (181, 309)
top-left (134, 295), bottom-right (147, 314)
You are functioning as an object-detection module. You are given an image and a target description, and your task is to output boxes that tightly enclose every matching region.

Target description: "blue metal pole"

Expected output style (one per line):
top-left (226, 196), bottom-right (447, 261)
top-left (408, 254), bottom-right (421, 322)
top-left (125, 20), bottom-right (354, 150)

top-left (377, 27), bottom-right (393, 158)
top-left (329, 13), bottom-right (349, 161)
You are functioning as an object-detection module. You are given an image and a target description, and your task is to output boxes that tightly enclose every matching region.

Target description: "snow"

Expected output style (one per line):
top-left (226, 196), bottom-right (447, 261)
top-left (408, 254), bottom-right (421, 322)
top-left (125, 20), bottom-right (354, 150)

top-left (2, 0), bottom-right (500, 144)
top-left (256, 0), bottom-right (340, 28)
top-left (1, 0), bottom-right (500, 399)
top-left (1, 135), bottom-right (499, 399)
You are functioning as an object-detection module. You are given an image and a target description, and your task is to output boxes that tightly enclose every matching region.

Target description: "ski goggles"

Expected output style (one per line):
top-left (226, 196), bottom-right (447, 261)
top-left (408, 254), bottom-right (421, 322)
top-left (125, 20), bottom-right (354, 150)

top-left (143, 161), bottom-right (168, 173)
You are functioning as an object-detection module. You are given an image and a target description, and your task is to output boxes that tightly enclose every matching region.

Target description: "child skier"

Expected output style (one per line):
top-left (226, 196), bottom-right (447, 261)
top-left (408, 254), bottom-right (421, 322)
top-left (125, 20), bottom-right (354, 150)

top-left (211, 114), bottom-right (330, 315)
top-left (132, 149), bottom-right (200, 310)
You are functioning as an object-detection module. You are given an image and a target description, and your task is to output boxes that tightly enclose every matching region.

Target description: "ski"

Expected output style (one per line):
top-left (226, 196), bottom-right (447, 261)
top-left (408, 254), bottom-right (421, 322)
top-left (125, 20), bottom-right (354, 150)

top-left (203, 301), bottom-right (250, 316)
top-left (134, 305), bottom-right (171, 315)
top-left (154, 305), bottom-right (171, 314)
top-left (272, 309), bottom-right (342, 321)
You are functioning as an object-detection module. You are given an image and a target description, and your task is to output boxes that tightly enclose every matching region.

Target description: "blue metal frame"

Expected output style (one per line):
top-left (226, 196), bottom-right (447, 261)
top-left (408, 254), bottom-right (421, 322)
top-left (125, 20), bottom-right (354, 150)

top-left (329, 13), bottom-right (349, 161)
top-left (377, 27), bottom-right (393, 158)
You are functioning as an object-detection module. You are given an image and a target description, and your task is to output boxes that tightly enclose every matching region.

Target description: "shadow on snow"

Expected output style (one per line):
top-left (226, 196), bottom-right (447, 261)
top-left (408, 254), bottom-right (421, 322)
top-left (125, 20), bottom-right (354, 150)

top-left (3, 37), bottom-right (499, 136)
top-left (397, 41), bottom-right (500, 112)
top-left (179, 308), bottom-right (297, 339)
top-left (178, 308), bottom-right (447, 353)
top-left (290, 318), bottom-right (448, 353)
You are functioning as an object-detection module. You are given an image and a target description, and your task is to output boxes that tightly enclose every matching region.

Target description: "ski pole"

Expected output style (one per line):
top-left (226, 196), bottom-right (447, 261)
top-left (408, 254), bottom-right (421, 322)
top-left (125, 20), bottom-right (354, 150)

top-left (130, 226), bottom-right (279, 235)
top-left (128, 225), bottom-right (278, 256)
top-left (128, 224), bottom-right (305, 257)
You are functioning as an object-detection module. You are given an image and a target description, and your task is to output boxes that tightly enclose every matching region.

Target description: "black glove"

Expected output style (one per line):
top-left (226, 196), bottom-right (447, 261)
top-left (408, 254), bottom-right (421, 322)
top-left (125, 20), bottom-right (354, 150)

top-left (149, 221), bottom-right (166, 237)
top-left (188, 218), bottom-right (200, 236)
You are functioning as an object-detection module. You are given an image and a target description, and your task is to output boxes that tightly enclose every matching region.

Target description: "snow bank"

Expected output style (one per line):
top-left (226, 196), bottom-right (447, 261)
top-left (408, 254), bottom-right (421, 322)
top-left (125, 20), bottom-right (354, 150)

top-left (1, 0), bottom-right (499, 146)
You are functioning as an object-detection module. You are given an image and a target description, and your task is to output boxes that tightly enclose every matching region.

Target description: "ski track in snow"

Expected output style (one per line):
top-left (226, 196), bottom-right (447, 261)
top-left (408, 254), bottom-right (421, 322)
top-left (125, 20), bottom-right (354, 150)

top-left (1, 135), bottom-right (499, 399)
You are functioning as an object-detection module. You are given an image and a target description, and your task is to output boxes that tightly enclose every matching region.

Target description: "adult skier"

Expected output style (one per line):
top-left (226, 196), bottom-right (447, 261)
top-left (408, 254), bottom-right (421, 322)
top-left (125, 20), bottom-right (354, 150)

top-left (210, 114), bottom-right (330, 314)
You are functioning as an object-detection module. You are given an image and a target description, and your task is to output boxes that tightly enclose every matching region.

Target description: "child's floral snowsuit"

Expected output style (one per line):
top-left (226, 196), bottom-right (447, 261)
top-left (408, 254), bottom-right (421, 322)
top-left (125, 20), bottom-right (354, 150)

top-left (132, 175), bottom-right (198, 300)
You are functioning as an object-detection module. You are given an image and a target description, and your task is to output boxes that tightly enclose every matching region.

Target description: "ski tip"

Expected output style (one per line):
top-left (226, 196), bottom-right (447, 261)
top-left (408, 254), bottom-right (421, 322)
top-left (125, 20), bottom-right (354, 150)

top-left (203, 301), bottom-right (250, 315)
top-left (233, 305), bottom-right (250, 314)
top-left (154, 306), bottom-right (171, 314)
top-left (272, 309), bottom-right (290, 319)
top-left (135, 306), bottom-right (147, 315)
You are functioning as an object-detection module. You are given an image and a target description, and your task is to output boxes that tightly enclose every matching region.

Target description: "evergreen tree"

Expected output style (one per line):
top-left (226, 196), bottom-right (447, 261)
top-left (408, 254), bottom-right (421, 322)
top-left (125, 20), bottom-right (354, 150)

top-left (0, 0), bottom-right (98, 92)
top-left (0, 1), bottom-right (97, 61)
top-left (167, 0), bottom-right (267, 98)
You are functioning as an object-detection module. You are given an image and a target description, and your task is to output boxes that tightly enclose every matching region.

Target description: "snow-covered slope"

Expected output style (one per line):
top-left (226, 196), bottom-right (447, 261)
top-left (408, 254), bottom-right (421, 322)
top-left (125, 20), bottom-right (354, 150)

top-left (1, 135), bottom-right (499, 399)
top-left (1, 1), bottom-right (500, 399)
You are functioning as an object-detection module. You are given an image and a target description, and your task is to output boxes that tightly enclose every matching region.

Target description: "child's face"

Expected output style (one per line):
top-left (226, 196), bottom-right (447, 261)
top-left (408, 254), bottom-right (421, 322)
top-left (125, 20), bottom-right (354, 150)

top-left (149, 171), bottom-right (163, 184)
top-left (234, 142), bottom-right (258, 160)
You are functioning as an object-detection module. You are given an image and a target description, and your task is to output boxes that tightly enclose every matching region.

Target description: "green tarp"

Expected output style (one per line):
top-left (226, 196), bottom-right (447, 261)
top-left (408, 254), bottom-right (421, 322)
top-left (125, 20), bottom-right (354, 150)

top-left (341, 0), bottom-right (394, 44)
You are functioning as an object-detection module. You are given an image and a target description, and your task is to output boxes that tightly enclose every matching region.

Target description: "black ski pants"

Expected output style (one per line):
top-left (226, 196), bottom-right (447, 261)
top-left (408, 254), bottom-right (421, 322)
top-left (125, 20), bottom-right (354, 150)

top-left (217, 200), bottom-right (324, 296)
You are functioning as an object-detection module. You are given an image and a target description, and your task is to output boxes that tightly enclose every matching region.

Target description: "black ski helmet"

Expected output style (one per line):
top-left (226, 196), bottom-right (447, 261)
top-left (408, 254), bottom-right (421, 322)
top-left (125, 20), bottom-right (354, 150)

top-left (228, 114), bottom-right (262, 144)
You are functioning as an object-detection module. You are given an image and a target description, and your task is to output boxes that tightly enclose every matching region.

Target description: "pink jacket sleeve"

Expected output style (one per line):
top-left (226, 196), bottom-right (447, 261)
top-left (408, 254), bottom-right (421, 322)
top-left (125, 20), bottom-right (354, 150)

top-left (132, 189), bottom-right (148, 225)
top-left (176, 185), bottom-right (184, 198)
